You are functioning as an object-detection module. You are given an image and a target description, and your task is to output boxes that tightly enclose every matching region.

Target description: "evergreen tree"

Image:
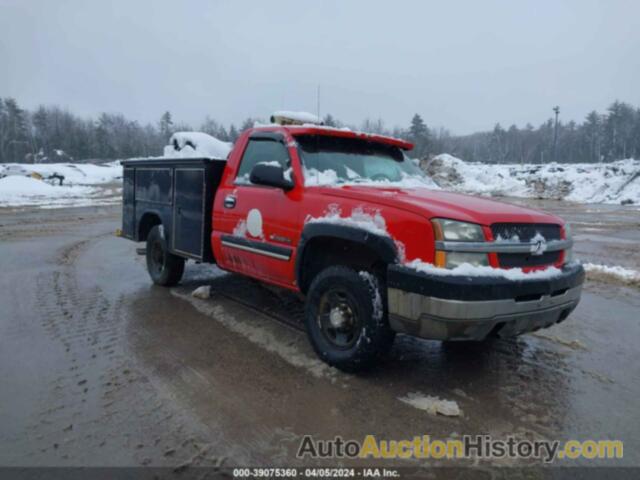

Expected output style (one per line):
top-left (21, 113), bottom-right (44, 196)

top-left (323, 114), bottom-right (337, 127)
top-left (228, 124), bottom-right (239, 143)
top-left (158, 111), bottom-right (173, 141)
top-left (583, 111), bottom-right (602, 162)
top-left (3, 98), bottom-right (29, 162)
top-left (408, 114), bottom-right (431, 157)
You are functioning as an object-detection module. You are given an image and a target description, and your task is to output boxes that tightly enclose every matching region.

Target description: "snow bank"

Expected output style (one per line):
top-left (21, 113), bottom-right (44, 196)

top-left (305, 204), bottom-right (389, 237)
top-left (405, 259), bottom-right (564, 281)
top-left (0, 161), bottom-right (121, 186)
top-left (0, 175), bottom-right (102, 207)
top-left (583, 263), bottom-right (640, 286)
top-left (0, 161), bottom-right (121, 208)
top-left (424, 154), bottom-right (640, 205)
top-left (398, 392), bottom-right (461, 417)
top-left (165, 132), bottom-right (232, 159)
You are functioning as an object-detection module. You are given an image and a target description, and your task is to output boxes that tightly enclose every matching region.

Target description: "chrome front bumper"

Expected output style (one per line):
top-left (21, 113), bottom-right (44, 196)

top-left (386, 263), bottom-right (585, 341)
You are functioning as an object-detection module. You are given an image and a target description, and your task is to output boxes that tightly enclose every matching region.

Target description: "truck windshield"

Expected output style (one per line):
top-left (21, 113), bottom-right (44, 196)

top-left (295, 135), bottom-right (432, 187)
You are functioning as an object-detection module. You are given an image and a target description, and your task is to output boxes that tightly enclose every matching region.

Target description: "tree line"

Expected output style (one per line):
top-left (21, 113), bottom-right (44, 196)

top-left (1, 96), bottom-right (638, 164)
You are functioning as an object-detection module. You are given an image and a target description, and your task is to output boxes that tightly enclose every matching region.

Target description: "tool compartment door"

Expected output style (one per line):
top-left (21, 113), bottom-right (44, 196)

top-left (122, 167), bottom-right (135, 239)
top-left (172, 167), bottom-right (206, 259)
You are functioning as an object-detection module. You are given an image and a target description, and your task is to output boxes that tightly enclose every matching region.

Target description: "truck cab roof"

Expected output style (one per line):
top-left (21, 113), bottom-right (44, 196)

top-left (249, 125), bottom-right (414, 151)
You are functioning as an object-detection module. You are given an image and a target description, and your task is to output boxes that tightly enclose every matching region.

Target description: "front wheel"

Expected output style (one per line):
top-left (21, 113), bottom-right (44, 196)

top-left (304, 266), bottom-right (395, 372)
top-left (146, 225), bottom-right (185, 286)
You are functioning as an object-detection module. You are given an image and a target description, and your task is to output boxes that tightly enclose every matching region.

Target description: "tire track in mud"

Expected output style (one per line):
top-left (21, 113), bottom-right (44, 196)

top-left (27, 232), bottom-right (223, 468)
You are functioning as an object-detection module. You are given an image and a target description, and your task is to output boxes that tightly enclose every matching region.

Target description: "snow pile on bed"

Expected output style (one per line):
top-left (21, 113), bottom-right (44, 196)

top-left (0, 161), bottom-right (121, 186)
top-left (0, 175), bottom-right (103, 208)
top-left (305, 204), bottom-right (389, 237)
top-left (164, 132), bottom-right (232, 159)
top-left (424, 154), bottom-right (640, 204)
top-left (405, 259), bottom-right (564, 281)
top-left (398, 392), bottom-right (461, 417)
top-left (583, 263), bottom-right (640, 287)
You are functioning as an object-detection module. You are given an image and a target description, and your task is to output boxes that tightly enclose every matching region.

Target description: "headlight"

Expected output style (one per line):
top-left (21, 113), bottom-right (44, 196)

top-left (432, 218), bottom-right (487, 268)
top-left (432, 218), bottom-right (485, 242)
top-left (445, 252), bottom-right (489, 268)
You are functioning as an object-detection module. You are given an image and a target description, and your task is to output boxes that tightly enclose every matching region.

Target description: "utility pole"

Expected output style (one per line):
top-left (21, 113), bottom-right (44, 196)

top-left (552, 106), bottom-right (560, 163)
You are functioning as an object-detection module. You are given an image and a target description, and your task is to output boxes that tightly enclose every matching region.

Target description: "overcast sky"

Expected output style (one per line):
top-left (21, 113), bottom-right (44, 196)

top-left (1, 0), bottom-right (638, 134)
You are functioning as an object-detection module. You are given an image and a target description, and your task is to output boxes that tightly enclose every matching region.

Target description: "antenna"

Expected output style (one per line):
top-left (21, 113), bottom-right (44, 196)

top-left (316, 84), bottom-right (321, 121)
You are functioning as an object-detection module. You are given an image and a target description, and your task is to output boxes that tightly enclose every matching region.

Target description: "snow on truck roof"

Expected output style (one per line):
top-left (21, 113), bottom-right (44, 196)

top-left (252, 124), bottom-right (414, 150)
top-left (257, 110), bottom-right (414, 150)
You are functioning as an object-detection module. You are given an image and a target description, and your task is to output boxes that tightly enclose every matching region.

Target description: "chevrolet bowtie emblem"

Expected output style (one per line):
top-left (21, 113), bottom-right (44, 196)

top-left (531, 239), bottom-right (546, 256)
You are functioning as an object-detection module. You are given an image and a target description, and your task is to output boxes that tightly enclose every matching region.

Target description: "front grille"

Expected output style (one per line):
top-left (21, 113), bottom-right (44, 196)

top-left (491, 223), bottom-right (561, 242)
top-left (491, 223), bottom-right (562, 268)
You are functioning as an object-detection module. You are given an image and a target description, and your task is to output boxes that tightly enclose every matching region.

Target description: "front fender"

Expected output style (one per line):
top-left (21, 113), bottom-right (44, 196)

top-left (295, 222), bottom-right (399, 290)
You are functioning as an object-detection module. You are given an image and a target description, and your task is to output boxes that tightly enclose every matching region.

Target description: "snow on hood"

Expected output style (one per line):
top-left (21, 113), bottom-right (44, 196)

top-left (316, 184), bottom-right (562, 226)
top-left (425, 154), bottom-right (640, 205)
top-left (165, 132), bottom-right (232, 159)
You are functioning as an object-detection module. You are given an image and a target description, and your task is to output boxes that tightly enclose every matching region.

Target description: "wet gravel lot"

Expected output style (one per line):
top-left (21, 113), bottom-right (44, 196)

top-left (0, 200), bottom-right (638, 474)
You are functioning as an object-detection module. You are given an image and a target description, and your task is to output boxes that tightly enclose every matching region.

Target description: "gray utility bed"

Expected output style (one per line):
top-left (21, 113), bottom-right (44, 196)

top-left (120, 157), bottom-right (227, 263)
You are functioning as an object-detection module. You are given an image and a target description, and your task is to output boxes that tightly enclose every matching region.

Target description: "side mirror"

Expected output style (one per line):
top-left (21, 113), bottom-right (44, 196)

top-left (249, 163), bottom-right (294, 191)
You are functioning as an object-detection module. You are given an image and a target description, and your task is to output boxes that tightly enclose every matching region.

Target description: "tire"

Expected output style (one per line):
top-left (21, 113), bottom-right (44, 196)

top-left (304, 266), bottom-right (395, 372)
top-left (145, 225), bottom-right (185, 286)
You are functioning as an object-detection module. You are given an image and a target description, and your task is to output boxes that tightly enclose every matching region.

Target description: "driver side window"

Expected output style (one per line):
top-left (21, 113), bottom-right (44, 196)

top-left (235, 139), bottom-right (290, 185)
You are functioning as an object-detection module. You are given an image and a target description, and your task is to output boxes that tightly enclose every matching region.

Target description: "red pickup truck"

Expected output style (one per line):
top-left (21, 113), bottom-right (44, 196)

top-left (121, 118), bottom-right (584, 371)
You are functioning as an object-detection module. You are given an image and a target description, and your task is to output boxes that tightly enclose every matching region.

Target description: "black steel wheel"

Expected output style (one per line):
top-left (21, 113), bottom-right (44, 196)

top-left (145, 225), bottom-right (185, 286)
top-left (304, 266), bottom-right (395, 372)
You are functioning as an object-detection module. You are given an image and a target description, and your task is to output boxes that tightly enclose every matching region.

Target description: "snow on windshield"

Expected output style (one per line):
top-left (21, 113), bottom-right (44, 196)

top-left (296, 135), bottom-right (437, 188)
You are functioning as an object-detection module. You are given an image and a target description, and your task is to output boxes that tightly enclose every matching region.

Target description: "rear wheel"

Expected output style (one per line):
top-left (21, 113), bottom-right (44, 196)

top-left (304, 266), bottom-right (395, 372)
top-left (146, 225), bottom-right (185, 286)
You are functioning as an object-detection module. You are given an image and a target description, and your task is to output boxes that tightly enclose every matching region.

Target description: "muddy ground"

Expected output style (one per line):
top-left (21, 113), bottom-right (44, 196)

top-left (0, 200), bottom-right (638, 474)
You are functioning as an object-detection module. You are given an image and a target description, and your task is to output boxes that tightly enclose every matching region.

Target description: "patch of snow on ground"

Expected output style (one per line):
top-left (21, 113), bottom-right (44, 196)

top-left (583, 263), bottom-right (640, 286)
top-left (306, 204), bottom-right (389, 237)
top-left (191, 285), bottom-right (211, 300)
top-left (173, 290), bottom-right (338, 380)
top-left (424, 154), bottom-right (640, 205)
top-left (398, 392), bottom-right (461, 417)
top-left (405, 259), bottom-right (564, 281)
top-left (165, 132), bottom-right (232, 159)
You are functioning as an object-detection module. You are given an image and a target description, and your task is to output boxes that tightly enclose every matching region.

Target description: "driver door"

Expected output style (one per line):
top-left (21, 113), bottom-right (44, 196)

top-left (216, 133), bottom-right (301, 287)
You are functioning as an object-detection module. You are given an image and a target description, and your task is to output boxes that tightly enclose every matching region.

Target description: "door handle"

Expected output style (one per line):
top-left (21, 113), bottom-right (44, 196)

top-left (224, 195), bottom-right (236, 209)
